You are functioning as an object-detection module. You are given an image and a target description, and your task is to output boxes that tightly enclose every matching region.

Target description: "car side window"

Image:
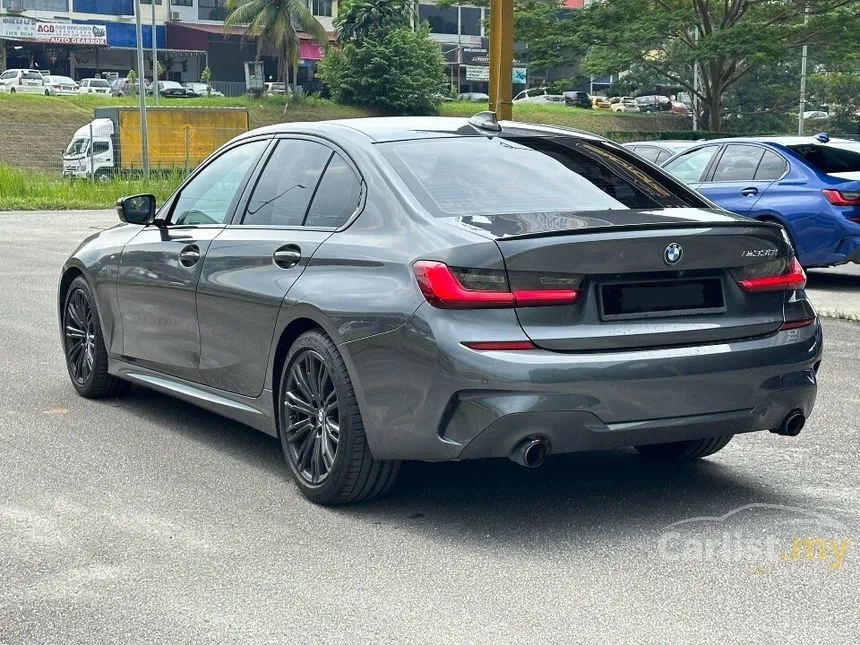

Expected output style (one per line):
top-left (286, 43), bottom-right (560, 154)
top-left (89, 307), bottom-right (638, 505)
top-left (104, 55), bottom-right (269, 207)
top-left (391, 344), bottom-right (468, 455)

top-left (711, 145), bottom-right (765, 182)
top-left (635, 146), bottom-right (661, 163)
top-left (755, 150), bottom-right (788, 180)
top-left (664, 146), bottom-right (718, 183)
top-left (243, 139), bottom-right (332, 227)
top-left (171, 140), bottom-right (268, 226)
top-left (304, 154), bottom-right (362, 228)
top-left (93, 141), bottom-right (110, 155)
top-left (0, 71), bottom-right (14, 80)
top-left (655, 150), bottom-right (673, 164)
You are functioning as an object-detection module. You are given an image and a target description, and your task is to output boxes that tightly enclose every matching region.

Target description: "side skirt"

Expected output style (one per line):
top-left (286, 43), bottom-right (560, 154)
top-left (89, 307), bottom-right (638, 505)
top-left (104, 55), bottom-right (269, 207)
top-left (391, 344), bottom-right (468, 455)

top-left (108, 358), bottom-right (278, 437)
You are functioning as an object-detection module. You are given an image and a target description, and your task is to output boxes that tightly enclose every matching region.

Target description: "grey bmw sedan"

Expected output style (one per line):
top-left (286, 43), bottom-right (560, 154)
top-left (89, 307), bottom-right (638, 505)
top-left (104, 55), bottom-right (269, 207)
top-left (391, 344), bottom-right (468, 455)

top-left (59, 114), bottom-right (822, 504)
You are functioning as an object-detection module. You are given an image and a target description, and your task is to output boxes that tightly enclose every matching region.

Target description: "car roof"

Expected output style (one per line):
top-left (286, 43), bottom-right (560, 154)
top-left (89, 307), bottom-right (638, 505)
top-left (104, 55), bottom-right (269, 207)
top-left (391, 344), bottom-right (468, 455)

top-left (687, 135), bottom-right (857, 147)
top-left (246, 116), bottom-right (607, 144)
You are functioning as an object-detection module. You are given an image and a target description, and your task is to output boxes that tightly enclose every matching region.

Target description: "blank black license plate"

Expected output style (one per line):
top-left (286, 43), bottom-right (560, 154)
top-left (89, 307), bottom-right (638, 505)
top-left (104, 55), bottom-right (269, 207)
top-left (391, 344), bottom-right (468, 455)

top-left (600, 277), bottom-right (725, 320)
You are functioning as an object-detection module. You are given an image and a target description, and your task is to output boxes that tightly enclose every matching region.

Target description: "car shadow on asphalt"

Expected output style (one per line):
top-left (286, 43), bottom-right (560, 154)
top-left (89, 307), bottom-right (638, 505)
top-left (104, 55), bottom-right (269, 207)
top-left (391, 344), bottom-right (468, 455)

top-left (113, 387), bottom-right (812, 545)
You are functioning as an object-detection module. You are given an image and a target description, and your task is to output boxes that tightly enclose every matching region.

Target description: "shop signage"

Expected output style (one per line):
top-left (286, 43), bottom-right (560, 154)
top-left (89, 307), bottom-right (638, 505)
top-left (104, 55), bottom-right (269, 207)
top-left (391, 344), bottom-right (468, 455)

top-left (0, 17), bottom-right (108, 46)
top-left (465, 65), bottom-right (528, 83)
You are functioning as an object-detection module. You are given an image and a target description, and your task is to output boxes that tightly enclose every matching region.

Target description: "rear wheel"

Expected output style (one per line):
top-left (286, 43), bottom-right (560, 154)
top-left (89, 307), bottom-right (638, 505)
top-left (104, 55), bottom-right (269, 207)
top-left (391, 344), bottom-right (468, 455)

top-left (278, 330), bottom-right (400, 504)
top-left (9, 88), bottom-right (15, 94)
top-left (63, 276), bottom-right (129, 398)
top-left (635, 435), bottom-right (733, 461)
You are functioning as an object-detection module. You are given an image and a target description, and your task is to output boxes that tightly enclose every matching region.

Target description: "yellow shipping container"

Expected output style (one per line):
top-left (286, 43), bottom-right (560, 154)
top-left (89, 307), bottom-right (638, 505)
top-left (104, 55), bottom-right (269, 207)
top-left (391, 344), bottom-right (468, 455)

top-left (93, 106), bottom-right (250, 171)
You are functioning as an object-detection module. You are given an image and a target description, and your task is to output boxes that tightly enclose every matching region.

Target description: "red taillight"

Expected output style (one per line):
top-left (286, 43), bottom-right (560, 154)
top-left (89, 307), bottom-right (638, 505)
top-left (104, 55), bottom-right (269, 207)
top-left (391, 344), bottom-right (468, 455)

top-left (780, 318), bottom-right (815, 331)
top-left (737, 257), bottom-right (806, 292)
top-left (823, 189), bottom-right (860, 206)
top-left (462, 341), bottom-right (536, 351)
top-left (412, 261), bottom-right (579, 309)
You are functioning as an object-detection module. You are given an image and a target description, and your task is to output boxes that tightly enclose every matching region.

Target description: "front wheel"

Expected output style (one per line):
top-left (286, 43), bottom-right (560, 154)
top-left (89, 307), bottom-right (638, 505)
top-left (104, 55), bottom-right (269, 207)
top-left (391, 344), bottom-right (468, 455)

top-left (635, 435), bottom-right (733, 461)
top-left (63, 276), bottom-right (129, 398)
top-left (278, 330), bottom-right (400, 504)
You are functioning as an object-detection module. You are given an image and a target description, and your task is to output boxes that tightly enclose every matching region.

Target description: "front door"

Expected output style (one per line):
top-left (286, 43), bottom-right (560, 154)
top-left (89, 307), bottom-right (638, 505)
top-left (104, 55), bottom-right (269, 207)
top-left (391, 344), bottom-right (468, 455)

top-left (116, 138), bottom-right (269, 380)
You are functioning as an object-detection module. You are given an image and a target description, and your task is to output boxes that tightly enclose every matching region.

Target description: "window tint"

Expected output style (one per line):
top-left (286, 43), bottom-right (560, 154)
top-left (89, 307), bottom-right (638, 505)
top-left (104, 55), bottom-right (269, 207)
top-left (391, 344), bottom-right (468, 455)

top-left (755, 150), bottom-right (788, 180)
top-left (24, 72), bottom-right (43, 81)
top-left (0, 71), bottom-right (14, 80)
top-left (171, 140), bottom-right (267, 226)
top-left (711, 145), bottom-right (765, 182)
top-left (788, 142), bottom-right (860, 173)
top-left (664, 146), bottom-right (718, 183)
top-left (243, 139), bottom-right (332, 226)
top-left (93, 141), bottom-right (110, 155)
top-left (381, 136), bottom-right (701, 217)
top-left (634, 146), bottom-right (661, 163)
top-left (305, 154), bottom-right (362, 228)
top-left (655, 150), bottom-right (673, 164)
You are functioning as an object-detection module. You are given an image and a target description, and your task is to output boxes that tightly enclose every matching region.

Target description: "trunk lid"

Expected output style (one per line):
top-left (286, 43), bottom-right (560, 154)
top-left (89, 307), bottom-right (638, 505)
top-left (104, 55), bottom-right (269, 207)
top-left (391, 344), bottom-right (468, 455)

top-left (455, 209), bottom-right (793, 351)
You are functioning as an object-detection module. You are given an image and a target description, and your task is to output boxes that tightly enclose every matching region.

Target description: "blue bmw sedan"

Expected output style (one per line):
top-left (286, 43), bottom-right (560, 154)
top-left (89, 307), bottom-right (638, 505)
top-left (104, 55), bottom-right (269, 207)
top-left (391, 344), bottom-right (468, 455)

top-left (663, 134), bottom-right (860, 268)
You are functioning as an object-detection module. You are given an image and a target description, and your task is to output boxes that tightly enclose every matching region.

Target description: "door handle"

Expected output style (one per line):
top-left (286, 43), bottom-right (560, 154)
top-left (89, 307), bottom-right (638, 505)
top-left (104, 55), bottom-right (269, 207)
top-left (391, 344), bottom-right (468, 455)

top-left (741, 187), bottom-right (759, 197)
top-left (273, 245), bottom-right (302, 269)
top-left (178, 244), bottom-right (201, 267)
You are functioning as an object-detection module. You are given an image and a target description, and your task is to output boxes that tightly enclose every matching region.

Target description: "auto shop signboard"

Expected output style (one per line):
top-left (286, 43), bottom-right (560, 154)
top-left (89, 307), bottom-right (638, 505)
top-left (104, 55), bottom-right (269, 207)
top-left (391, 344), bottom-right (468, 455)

top-left (0, 17), bottom-right (108, 46)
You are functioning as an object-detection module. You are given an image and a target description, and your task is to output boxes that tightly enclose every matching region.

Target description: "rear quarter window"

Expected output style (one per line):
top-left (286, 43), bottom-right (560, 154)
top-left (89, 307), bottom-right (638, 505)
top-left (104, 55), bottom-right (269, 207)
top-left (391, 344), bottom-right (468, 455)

top-left (788, 143), bottom-right (860, 174)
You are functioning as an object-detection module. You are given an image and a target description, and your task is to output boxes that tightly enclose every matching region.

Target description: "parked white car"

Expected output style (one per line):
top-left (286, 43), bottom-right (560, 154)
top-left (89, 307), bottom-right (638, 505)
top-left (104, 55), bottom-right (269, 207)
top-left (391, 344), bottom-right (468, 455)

top-left (44, 75), bottom-right (80, 96)
top-left (610, 97), bottom-right (639, 112)
top-left (513, 87), bottom-right (565, 104)
top-left (78, 78), bottom-right (111, 95)
top-left (0, 69), bottom-right (46, 94)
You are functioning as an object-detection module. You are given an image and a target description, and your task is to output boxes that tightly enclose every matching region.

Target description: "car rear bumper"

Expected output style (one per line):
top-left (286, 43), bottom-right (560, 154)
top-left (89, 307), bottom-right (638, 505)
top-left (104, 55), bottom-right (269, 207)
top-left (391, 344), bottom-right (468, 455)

top-left (343, 303), bottom-right (823, 462)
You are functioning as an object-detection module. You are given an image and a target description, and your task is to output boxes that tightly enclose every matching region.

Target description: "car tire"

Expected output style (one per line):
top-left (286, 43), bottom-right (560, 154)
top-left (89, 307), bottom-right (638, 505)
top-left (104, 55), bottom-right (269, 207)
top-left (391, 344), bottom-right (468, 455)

top-left (278, 330), bottom-right (400, 505)
top-left (44, 89), bottom-right (50, 96)
top-left (63, 276), bottom-right (130, 399)
top-left (9, 88), bottom-right (15, 94)
top-left (635, 435), bottom-right (733, 461)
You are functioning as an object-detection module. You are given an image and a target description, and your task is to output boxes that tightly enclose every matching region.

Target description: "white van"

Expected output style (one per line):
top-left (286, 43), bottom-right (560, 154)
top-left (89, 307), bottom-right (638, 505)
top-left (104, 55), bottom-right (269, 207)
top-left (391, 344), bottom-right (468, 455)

top-left (0, 69), bottom-right (46, 94)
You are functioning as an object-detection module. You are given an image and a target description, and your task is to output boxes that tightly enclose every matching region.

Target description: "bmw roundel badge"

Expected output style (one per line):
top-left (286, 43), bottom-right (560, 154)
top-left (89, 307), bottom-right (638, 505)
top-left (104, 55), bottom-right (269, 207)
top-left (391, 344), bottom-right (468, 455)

top-left (664, 242), bottom-right (683, 265)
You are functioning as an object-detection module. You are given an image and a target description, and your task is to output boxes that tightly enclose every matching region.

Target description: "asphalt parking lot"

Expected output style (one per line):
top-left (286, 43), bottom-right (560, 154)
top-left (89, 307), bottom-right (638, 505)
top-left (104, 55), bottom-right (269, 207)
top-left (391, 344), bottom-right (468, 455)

top-left (1, 211), bottom-right (858, 644)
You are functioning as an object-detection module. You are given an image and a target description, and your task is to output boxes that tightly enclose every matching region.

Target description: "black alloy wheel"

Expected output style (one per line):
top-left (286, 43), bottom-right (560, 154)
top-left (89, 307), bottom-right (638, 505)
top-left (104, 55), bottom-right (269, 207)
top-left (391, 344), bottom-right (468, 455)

top-left (283, 349), bottom-right (340, 485)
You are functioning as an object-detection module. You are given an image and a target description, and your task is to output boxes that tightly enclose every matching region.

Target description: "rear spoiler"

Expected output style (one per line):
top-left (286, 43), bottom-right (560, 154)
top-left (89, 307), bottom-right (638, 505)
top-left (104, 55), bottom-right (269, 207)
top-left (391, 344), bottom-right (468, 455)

top-left (496, 219), bottom-right (783, 242)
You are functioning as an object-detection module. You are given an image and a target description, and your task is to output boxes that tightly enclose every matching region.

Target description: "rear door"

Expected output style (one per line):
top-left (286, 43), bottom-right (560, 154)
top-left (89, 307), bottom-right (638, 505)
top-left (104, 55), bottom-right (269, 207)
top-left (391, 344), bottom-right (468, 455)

top-left (116, 138), bottom-right (269, 380)
top-left (697, 144), bottom-right (776, 215)
top-left (21, 71), bottom-right (44, 94)
top-left (196, 136), bottom-right (364, 396)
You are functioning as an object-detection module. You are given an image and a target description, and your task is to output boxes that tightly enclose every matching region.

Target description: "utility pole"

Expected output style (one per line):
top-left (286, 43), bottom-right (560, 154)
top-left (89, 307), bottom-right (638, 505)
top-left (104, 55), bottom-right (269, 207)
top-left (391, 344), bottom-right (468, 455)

top-left (797, 4), bottom-right (809, 136)
top-left (692, 29), bottom-right (699, 131)
top-left (152, 0), bottom-right (159, 105)
top-left (134, 0), bottom-right (150, 176)
top-left (488, 0), bottom-right (513, 120)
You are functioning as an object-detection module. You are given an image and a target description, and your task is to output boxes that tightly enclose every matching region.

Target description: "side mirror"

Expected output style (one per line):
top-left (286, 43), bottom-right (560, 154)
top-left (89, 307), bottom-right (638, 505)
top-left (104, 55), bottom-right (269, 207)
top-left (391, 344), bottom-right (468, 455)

top-left (116, 194), bottom-right (156, 225)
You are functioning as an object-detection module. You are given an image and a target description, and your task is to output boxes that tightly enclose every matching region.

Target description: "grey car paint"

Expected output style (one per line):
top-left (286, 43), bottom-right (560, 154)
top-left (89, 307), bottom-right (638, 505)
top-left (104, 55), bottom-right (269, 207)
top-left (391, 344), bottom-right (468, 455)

top-left (59, 117), bottom-right (822, 465)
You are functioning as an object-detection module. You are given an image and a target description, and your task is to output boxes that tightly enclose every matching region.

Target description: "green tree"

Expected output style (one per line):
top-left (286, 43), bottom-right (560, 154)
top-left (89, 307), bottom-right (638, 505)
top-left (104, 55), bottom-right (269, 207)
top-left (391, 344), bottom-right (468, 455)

top-left (319, 24), bottom-right (446, 115)
top-left (577, 0), bottom-right (860, 131)
top-left (335, 0), bottom-right (414, 42)
top-left (200, 66), bottom-right (213, 96)
top-left (225, 0), bottom-right (328, 95)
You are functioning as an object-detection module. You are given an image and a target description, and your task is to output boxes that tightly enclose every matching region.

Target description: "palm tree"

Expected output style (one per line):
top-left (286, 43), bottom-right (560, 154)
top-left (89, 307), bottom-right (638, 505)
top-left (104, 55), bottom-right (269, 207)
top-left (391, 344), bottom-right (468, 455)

top-left (225, 0), bottom-right (328, 96)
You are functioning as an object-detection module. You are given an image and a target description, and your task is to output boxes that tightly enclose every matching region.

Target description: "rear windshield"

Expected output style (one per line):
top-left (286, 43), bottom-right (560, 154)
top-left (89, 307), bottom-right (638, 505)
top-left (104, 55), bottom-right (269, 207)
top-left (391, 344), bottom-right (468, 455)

top-left (788, 142), bottom-right (860, 173)
top-left (24, 72), bottom-right (43, 81)
top-left (90, 79), bottom-right (109, 87)
top-left (380, 135), bottom-right (704, 217)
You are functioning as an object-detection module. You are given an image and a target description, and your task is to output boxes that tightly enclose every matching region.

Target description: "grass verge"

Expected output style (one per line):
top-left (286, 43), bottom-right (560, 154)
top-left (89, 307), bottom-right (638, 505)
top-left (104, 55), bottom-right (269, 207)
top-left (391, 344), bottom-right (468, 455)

top-left (0, 165), bottom-right (184, 211)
